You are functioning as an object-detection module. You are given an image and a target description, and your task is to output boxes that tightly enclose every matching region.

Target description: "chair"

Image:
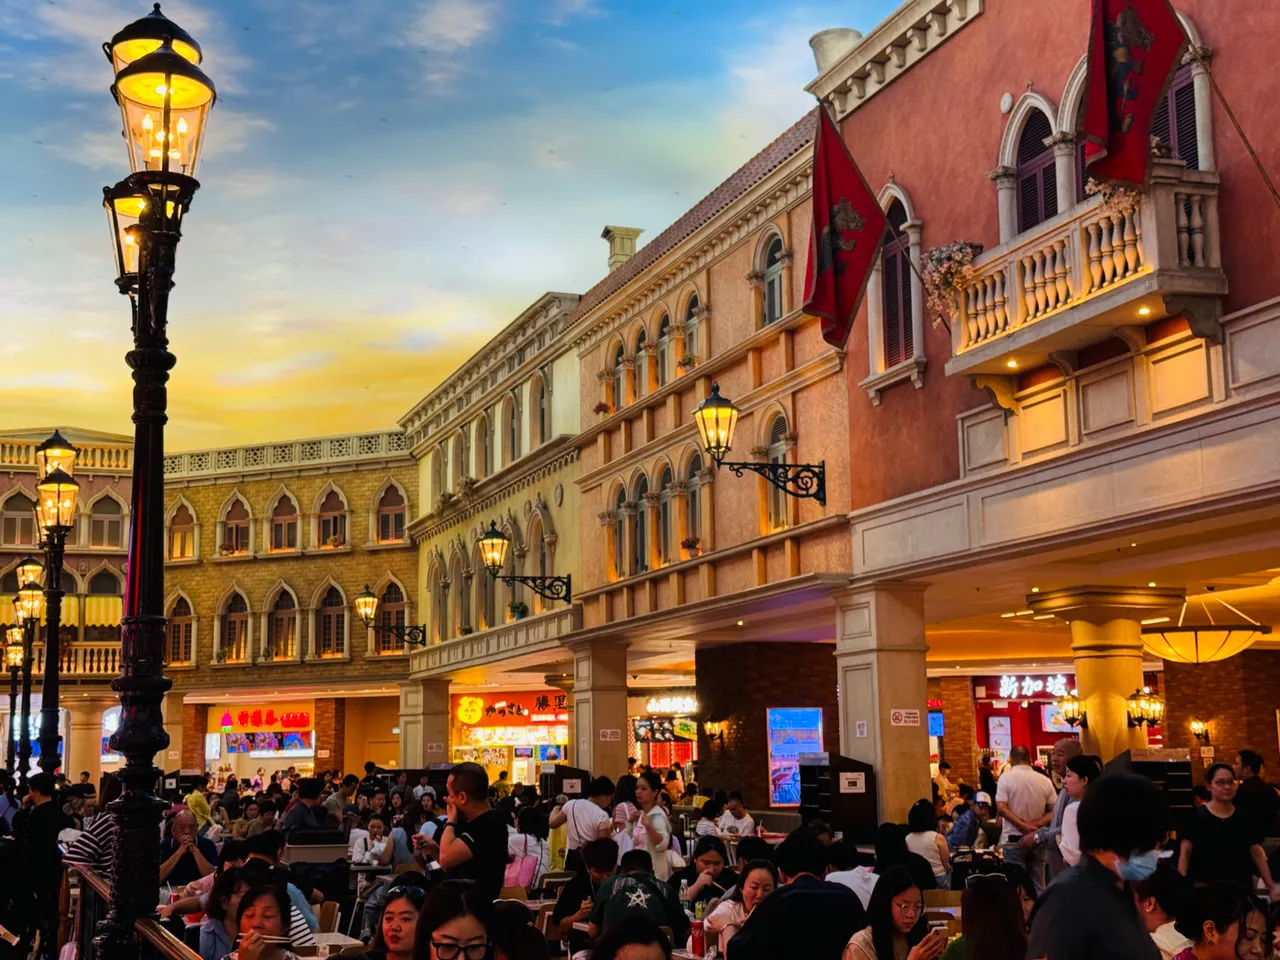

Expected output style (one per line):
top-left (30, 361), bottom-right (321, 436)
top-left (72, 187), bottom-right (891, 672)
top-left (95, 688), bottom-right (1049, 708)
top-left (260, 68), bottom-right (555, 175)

top-left (394, 862), bottom-right (420, 876)
top-left (317, 901), bottom-right (340, 934)
top-left (500, 886), bottom-right (528, 901)
top-left (538, 872), bottom-right (575, 901)
top-left (534, 903), bottom-right (556, 937)
top-left (923, 890), bottom-right (963, 908)
top-left (660, 926), bottom-right (674, 946)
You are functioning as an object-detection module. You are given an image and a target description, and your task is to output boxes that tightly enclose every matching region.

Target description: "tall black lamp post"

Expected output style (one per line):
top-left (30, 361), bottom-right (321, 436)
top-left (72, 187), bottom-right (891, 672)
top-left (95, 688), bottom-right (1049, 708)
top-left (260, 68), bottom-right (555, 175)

top-left (34, 430), bottom-right (80, 777)
top-left (4, 627), bottom-right (23, 775)
top-left (14, 559), bottom-right (44, 787)
top-left (96, 6), bottom-right (215, 958)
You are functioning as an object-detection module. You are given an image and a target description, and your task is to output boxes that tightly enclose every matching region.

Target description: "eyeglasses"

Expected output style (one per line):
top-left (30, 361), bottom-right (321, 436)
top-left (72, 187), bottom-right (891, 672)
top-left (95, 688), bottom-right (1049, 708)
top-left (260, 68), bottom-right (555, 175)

top-left (431, 942), bottom-right (490, 960)
top-left (891, 900), bottom-right (925, 916)
top-left (1211, 778), bottom-right (1237, 786)
top-left (965, 871), bottom-right (1009, 887)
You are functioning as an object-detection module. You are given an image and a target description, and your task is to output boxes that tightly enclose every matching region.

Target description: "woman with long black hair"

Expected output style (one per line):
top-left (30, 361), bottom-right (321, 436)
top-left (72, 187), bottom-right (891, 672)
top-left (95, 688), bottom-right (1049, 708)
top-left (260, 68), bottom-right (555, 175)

top-left (844, 865), bottom-right (947, 960)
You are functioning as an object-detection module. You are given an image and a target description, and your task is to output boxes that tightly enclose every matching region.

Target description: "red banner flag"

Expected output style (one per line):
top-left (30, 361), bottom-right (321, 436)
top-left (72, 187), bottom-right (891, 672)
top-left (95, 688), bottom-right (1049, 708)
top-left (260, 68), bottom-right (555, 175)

top-left (803, 107), bottom-right (888, 350)
top-left (1081, 0), bottom-right (1187, 186)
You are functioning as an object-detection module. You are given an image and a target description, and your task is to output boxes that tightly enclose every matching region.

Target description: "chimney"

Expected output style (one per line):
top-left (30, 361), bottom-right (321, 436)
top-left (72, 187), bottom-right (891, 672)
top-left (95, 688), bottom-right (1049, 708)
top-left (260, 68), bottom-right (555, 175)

top-left (809, 28), bottom-right (863, 75)
top-left (601, 226), bottom-right (644, 273)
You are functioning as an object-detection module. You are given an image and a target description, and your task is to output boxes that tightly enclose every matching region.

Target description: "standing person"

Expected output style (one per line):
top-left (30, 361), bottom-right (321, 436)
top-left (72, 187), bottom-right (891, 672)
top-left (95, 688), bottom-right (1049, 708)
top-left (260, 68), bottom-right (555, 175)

top-left (436, 762), bottom-right (508, 904)
top-left (506, 806), bottom-right (550, 889)
top-left (978, 755), bottom-right (997, 799)
top-left (996, 746), bottom-right (1057, 893)
top-left (933, 762), bottom-right (958, 805)
top-left (1132, 863), bottom-right (1193, 959)
top-left (389, 772), bottom-right (412, 805)
top-left (1169, 881), bottom-right (1269, 960)
top-left (1057, 754), bottom-right (1103, 868)
top-left (187, 774), bottom-right (214, 832)
top-left (493, 770), bottom-right (513, 800)
top-left (728, 829), bottom-right (867, 960)
top-left (1179, 763), bottom-right (1279, 896)
top-left (1026, 772), bottom-right (1169, 960)
top-left (548, 776), bottom-right (614, 871)
top-left (611, 775), bottom-right (640, 854)
top-left (937, 871), bottom-right (1026, 960)
top-left (222, 776), bottom-right (242, 821)
top-left (360, 761), bottom-right (382, 796)
top-left (716, 791), bottom-right (756, 836)
top-left (704, 859), bottom-right (778, 953)
top-left (1020, 738), bottom-right (1083, 881)
top-left (1232, 750), bottom-right (1280, 839)
top-left (905, 799), bottom-right (951, 889)
top-left (413, 774), bottom-right (433, 801)
top-left (632, 771), bottom-right (673, 882)
top-left (844, 865), bottom-right (946, 960)
top-left (13, 773), bottom-right (67, 960)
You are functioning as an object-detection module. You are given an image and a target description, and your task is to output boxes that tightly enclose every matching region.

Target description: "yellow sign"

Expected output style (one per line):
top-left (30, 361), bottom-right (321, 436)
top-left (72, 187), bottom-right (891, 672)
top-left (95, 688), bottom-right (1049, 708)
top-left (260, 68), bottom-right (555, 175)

top-left (455, 696), bottom-right (485, 725)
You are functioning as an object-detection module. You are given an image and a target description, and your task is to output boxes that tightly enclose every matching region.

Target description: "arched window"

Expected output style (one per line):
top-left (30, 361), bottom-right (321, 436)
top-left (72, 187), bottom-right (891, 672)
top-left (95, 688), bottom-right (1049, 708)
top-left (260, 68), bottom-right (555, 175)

top-left (431, 447), bottom-right (445, 501)
top-left (1016, 110), bottom-right (1057, 233)
top-left (477, 414), bottom-right (493, 479)
top-left (684, 295), bottom-right (700, 364)
top-left (89, 569), bottom-right (120, 595)
top-left (634, 477), bottom-right (650, 574)
top-left (377, 583), bottom-right (405, 653)
top-left (0, 570), bottom-right (18, 594)
top-left (169, 504), bottom-right (195, 559)
top-left (882, 199), bottom-right (913, 369)
top-left (452, 432), bottom-right (468, 487)
top-left (268, 592), bottom-right (296, 660)
top-left (429, 567), bottom-right (446, 643)
top-left (614, 488), bottom-right (627, 579)
top-left (1151, 64), bottom-right (1198, 170)
top-left (533, 377), bottom-right (550, 446)
top-left (223, 499), bottom-right (250, 555)
top-left (318, 490), bottom-right (346, 547)
top-left (686, 453), bottom-right (703, 545)
top-left (763, 237), bottom-right (785, 325)
top-left (504, 394), bottom-right (521, 464)
top-left (318, 586), bottom-right (345, 657)
top-left (476, 552), bottom-right (497, 630)
top-left (635, 328), bottom-right (649, 397)
top-left (656, 315), bottom-right (672, 387)
top-left (767, 414), bottom-right (790, 530)
top-left (377, 486), bottom-right (406, 543)
top-left (612, 344), bottom-right (626, 409)
top-left (1, 494), bottom-right (35, 547)
top-left (527, 518), bottom-right (547, 614)
top-left (167, 597), bottom-right (193, 665)
top-left (658, 466), bottom-right (676, 564)
top-left (90, 497), bottom-right (123, 549)
top-left (221, 593), bottom-right (249, 663)
top-left (450, 556), bottom-right (470, 637)
top-left (270, 495), bottom-right (298, 551)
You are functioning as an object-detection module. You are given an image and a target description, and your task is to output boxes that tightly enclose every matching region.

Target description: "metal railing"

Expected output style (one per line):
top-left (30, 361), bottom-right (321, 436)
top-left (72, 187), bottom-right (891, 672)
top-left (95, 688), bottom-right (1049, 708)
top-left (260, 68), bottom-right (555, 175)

top-left (73, 866), bottom-right (201, 960)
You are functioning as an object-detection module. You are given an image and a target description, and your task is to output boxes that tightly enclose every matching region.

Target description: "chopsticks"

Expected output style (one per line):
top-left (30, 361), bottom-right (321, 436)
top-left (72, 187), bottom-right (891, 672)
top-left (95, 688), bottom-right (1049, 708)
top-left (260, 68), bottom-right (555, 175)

top-left (235, 935), bottom-right (293, 944)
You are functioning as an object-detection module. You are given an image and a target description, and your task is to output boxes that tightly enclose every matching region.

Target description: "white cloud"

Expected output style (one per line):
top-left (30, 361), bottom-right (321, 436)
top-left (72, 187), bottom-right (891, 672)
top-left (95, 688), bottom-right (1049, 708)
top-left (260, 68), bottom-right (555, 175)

top-left (203, 109), bottom-right (278, 160)
top-left (545, 0), bottom-right (601, 25)
top-left (410, 0), bottom-right (497, 53)
top-left (216, 350), bottom-right (335, 385)
top-left (719, 22), bottom-right (827, 148)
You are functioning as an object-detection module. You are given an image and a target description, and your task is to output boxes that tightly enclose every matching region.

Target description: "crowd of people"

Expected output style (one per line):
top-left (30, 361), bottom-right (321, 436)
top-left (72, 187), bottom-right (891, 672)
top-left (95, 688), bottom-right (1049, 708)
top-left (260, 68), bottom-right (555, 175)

top-left (4, 743), bottom-right (1280, 959)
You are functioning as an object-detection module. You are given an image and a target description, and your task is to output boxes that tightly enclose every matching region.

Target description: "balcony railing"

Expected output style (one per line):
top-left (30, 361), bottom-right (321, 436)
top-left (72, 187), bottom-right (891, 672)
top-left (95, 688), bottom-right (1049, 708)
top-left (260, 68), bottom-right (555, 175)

top-left (74, 866), bottom-right (201, 960)
top-left (30, 642), bottom-right (120, 678)
top-left (947, 158), bottom-right (1225, 376)
top-left (410, 606), bottom-right (581, 678)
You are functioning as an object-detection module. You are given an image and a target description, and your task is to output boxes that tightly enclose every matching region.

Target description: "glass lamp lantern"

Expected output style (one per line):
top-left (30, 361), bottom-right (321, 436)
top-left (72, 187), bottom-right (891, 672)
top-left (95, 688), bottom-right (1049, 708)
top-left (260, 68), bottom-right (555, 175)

top-left (35, 430), bottom-right (78, 481)
top-left (1057, 689), bottom-right (1085, 728)
top-left (692, 383), bottom-right (740, 465)
top-left (4, 632), bottom-right (22, 669)
top-left (16, 556), bottom-right (43, 590)
top-left (113, 39), bottom-right (216, 178)
top-left (353, 585), bottom-right (379, 628)
top-left (36, 468), bottom-right (79, 534)
top-left (17, 582), bottom-right (44, 623)
top-left (103, 181), bottom-right (152, 288)
top-left (104, 2), bottom-right (202, 75)
top-left (478, 521), bottom-right (511, 576)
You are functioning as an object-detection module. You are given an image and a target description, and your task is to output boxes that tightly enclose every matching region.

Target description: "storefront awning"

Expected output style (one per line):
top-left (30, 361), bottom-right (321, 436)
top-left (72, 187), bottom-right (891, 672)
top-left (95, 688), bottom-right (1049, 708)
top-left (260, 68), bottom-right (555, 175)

top-left (85, 596), bottom-right (122, 627)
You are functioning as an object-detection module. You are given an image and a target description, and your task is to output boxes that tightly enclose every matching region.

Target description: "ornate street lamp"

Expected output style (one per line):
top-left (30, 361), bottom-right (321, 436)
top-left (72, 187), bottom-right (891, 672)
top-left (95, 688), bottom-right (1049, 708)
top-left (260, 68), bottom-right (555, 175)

top-left (14, 581), bottom-right (43, 787)
top-left (1126, 686), bottom-right (1165, 728)
top-left (692, 382), bottom-right (826, 505)
top-left (97, 9), bottom-right (215, 958)
top-left (4, 627), bottom-right (23, 775)
top-left (353, 586), bottom-right (430, 647)
top-left (1056, 688), bottom-right (1086, 729)
top-left (477, 520), bottom-right (572, 604)
top-left (35, 430), bottom-right (78, 480)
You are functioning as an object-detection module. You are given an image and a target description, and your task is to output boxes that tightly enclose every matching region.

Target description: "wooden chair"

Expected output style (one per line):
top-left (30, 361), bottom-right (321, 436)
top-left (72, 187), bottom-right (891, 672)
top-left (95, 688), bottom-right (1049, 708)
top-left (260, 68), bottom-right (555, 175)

top-left (394, 862), bottom-right (420, 875)
top-left (534, 903), bottom-right (556, 937)
top-left (538, 872), bottom-right (575, 900)
top-left (317, 900), bottom-right (340, 934)
top-left (660, 926), bottom-right (674, 946)
top-left (500, 886), bottom-right (528, 901)
top-left (923, 890), bottom-right (963, 908)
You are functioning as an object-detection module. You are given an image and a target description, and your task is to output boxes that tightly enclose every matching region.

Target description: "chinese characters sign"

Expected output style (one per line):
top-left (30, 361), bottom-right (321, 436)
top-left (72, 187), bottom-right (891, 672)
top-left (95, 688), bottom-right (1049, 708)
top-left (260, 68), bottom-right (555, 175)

top-left (217, 707), bottom-right (311, 731)
top-left (452, 691), bottom-right (568, 728)
top-left (995, 674), bottom-right (1070, 700)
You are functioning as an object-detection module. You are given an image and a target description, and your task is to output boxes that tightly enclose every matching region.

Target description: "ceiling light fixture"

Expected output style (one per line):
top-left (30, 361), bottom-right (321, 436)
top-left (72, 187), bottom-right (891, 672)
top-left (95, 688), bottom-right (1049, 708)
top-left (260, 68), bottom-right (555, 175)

top-left (1142, 597), bottom-right (1272, 664)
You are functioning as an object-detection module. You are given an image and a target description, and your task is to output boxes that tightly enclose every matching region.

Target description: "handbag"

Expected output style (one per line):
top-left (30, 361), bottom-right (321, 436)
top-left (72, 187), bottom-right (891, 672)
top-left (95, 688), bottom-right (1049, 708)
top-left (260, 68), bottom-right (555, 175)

top-left (505, 835), bottom-right (540, 889)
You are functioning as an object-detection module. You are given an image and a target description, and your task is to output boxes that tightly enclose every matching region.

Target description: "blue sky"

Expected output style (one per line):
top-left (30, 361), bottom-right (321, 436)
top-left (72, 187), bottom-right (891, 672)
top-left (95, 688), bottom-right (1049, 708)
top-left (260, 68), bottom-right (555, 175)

top-left (0, 0), bottom-right (897, 448)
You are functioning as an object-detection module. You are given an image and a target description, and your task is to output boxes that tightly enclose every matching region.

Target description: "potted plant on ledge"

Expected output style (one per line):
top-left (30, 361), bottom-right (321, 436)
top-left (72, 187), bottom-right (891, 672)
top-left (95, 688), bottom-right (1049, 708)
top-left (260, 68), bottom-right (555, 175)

top-left (324, 534), bottom-right (344, 549)
top-left (676, 355), bottom-right (698, 371)
top-left (592, 401), bottom-right (613, 417)
top-left (508, 601), bottom-right (529, 621)
top-left (681, 535), bottom-right (702, 557)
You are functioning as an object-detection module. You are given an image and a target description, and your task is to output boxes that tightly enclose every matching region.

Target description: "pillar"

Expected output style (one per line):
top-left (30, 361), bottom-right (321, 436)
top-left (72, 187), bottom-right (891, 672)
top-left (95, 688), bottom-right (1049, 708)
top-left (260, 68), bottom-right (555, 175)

top-left (989, 166), bottom-right (1018, 244)
top-left (1049, 132), bottom-right (1078, 214)
top-left (938, 675), bottom-right (978, 787)
top-left (571, 641), bottom-right (629, 778)
top-left (399, 678), bottom-right (451, 770)
top-left (65, 694), bottom-right (118, 787)
top-left (834, 582), bottom-right (931, 823)
top-left (314, 697), bottom-right (346, 772)
top-left (546, 674), bottom-right (575, 767)
top-left (1029, 586), bottom-right (1184, 762)
top-left (181, 702), bottom-right (208, 771)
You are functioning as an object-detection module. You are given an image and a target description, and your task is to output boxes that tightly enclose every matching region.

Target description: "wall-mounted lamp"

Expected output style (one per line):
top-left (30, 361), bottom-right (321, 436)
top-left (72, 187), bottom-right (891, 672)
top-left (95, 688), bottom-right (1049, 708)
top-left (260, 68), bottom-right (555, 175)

top-left (703, 720), bottom-right (725, 744)
top-left (1126, 686), bottom-right (1166, 728)
top-left (1058, 689), bottom-right (1087, 729)
top-left (1189, 717), bottom-right (1211, 744)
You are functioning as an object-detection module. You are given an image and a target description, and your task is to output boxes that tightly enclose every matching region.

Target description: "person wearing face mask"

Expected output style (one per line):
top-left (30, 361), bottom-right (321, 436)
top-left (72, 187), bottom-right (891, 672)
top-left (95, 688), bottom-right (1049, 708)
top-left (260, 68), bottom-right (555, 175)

top-left (1027, 772), bottom-right (1170, 960)
top-left (1179, 764), bottom-right (1280, 897)
top-left (1170, 882), bottom-right (1270, 960)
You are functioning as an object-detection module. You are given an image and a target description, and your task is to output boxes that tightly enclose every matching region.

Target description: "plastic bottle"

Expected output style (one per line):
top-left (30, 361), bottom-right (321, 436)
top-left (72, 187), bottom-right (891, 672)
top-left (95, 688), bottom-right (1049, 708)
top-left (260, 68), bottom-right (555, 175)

top-left (679, 879), bottom-right (690, 901)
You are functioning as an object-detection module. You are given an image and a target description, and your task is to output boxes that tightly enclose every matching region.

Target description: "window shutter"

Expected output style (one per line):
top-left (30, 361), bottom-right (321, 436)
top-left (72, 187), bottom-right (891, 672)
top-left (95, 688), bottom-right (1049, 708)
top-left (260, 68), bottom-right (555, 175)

top-left (1172, 75), bottom-right (1198, 170)
top-left (1018, 172), bottom-right (1041, 234)
top-left (898, 251), bottom-right (913, 360)
top-left (1016, 111), bottom-right (1055, 232)
top-left (883, 246), bottom-right (903, 367)
top-left (1041, 162), bottom-right (1059, 221)
top-left (769, 415), bottom-right (788, 446)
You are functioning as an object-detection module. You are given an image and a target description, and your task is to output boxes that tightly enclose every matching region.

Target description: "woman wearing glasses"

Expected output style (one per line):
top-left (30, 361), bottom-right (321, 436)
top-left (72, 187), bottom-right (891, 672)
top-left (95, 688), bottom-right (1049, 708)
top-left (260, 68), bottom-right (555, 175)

top-left (937, 873), bottom-right (1026, 960)
top-left (413, 880), bottom-right (492, 960)
top-left (844, 865), bottom-right (948, 960)
top-left (1179, 764), bottom-right (1279, 897)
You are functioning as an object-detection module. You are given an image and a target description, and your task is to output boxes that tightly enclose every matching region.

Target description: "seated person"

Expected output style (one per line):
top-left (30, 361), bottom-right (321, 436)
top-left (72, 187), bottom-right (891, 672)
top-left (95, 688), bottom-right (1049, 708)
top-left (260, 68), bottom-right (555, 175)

top-left (587, 849), bottom-right (690, 947)
top-left (243, 831), bottom-right (324, 930)
top-left (946, 790), bottom-right (993, 852)
top-left (669, 836), bottom-right (738, 910)
top-left (552, 838), bottom-right (618, 957)
top-left (160, 809), bottom-right (218, 885)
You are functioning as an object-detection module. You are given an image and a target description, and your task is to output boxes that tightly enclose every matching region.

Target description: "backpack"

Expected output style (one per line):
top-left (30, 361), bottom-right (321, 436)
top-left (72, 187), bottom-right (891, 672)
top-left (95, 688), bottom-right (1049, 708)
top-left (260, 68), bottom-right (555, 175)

top-left (505, 835), bottom-right (540, 890)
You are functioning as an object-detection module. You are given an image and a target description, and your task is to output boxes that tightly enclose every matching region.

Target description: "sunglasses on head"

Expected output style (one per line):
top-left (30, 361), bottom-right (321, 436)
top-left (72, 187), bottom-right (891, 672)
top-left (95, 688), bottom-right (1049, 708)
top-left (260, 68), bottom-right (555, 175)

top-left (965, 871), bottom-right (1009, 887)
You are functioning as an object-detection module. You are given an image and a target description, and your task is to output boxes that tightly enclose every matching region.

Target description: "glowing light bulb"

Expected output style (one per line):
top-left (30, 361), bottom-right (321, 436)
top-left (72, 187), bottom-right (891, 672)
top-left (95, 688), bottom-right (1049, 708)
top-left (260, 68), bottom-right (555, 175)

top-left (155, 84), bottom-right (168, 96)
top-left (177, 117), bottom-right (188, 133)
top-left (141, 114), bottom-right (153, 130)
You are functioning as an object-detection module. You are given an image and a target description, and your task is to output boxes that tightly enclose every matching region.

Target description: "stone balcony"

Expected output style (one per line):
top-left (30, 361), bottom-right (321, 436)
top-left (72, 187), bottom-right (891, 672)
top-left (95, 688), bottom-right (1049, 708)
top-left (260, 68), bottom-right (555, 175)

top-left (946, 158), bottom-right (1226, 379)
top-left (29, 642), bottom-right (120, 679)
top-left (408, 606), bottom-right (581, 680)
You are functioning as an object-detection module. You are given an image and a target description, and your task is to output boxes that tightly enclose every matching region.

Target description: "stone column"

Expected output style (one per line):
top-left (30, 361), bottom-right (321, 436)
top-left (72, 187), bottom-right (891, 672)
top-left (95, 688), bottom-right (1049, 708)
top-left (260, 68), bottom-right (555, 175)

top-left (598, 510), bottom-right (618, 579)
top-left (620, 502), bottom-right (637, 577)
top-left (181, 702), bottom-right (208, 771)
top-left (314, 697), bottom-right (346, 772)
top-left (1029, 586), bottom-right (1184, 762)
top-left (1049, 132), bottom-right (1078, 214)
top-left (545, 673), bottom-right (575, 766)
top-left (65, 694), bottom-right (118, 786)
top-left (989, 166), bottom-right (1018, 244)
top-left (641, 492), bottom-right (661, 569)
top-left (834, 582), bottom-right (931, 822)
top-left (399, 678), bottom-right (451, 770)
top-left (778, 248), bottom-right (794, 315)
top-left (571, 641), bottom-right (629, 778)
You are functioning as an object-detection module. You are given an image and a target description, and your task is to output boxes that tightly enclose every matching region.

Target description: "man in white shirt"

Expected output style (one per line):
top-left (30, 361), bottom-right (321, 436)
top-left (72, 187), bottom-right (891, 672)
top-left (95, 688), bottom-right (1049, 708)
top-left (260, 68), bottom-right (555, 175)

top-left (995, 745), bottom-right (1058, 893)
top-left (548, 776), bottom-right (614, 870)
top-left (717, 792), bottom-right (756, 836)
top-left (412, 774), bottom-right (433, 800)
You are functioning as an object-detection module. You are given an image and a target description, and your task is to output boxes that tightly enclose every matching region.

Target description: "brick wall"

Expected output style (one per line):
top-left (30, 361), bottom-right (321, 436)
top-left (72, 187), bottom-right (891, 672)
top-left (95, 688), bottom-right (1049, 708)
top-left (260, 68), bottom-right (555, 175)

top-left (314, 698), bottom-right (346, 772)
top-left (938, 675), bottom-right (978, 788)
top-left (182, 703), bottom-right (208, 770)
top-left (695, 642), bottom-right (839, 810)
top-left (1163, 650), bottom-right (1280, 781)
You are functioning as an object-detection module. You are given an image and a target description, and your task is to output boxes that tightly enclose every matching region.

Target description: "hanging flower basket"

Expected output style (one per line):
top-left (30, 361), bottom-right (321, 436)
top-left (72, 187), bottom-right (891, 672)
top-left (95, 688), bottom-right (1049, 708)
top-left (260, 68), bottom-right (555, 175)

top-left (923, 241), bottom-right (984, 330)
top-left (592, 401), bottom-right (613, 416)
top-left (1084, 178), bottom-right (1141, 219)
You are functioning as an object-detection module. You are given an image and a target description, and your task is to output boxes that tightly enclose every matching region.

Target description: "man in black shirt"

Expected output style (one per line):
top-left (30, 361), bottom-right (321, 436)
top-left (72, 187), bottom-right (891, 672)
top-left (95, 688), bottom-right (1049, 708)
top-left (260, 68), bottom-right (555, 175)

top-left (1027, 772), bottom-right (1166, 960)
top-left (728, 829), bottom-right (866, 960)
top-left (553, 838), bottom-right (618, 955)
top-left (1234, 749), bottom-right (1280, 838)
top-left (437, 761), bottom-right (507, 903)
top-left (588, 850), bottom-right (690, 945)
top-left (14, 774), bottom-right (68, 960)
top-left (158, 808), bottom-right (218, 885)
top-left (281, 778), bottom-right (323, 832)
